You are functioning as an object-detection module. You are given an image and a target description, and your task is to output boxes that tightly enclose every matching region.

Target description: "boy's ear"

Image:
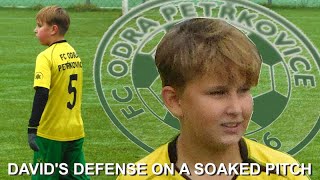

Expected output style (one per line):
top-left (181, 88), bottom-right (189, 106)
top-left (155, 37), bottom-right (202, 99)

top-left (162, 86), bottom-right (183, 118)
top-left (51, 25), bottom-right (59, 35)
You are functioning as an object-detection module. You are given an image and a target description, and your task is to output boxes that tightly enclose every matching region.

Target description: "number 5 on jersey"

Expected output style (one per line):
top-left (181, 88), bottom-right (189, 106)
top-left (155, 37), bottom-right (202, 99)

top-left (67, 74), bottom-right (77, 110)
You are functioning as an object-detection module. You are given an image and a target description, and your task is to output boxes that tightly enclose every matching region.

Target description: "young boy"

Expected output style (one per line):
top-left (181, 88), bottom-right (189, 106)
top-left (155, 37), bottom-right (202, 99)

top-left (117, 18), bottom-right (309, 179)
top-left (28, 6), bottom-right (89, 179)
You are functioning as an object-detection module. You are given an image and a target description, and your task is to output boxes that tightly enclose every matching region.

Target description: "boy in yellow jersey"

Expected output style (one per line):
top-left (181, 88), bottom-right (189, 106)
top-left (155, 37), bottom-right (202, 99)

top-left (28, 6), bottom-right (89, 179)
top-left (117, 18), bottom-right (310, 179)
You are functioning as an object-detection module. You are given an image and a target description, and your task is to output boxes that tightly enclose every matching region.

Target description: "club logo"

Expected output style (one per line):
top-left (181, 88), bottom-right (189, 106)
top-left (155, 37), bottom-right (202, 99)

top-left (94, 0), bottom-right (319, 154)
top-left (35, 72), bottom-right (43, 80)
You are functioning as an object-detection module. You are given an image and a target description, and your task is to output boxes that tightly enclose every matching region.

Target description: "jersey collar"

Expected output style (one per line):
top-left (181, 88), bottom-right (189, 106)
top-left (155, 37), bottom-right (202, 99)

top-left (49, 40), bottom-right (67, 47)
top-left (168, 136), bottom-right (248, 180)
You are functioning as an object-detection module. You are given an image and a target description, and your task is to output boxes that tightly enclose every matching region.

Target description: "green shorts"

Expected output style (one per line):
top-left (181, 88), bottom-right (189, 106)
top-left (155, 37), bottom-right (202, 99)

top-left (32, 136), bottom-right (90, 180)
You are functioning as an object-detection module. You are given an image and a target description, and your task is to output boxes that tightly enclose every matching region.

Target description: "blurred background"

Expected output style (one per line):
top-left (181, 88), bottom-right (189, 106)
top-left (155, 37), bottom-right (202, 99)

top-left (0, 0), bottom-right (319, 179)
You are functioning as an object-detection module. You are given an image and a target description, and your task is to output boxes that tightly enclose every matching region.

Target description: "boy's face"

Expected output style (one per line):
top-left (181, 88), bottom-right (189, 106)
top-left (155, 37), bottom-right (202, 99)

top-left (175, 71), bottom-right (253, 148)
top-left (34, 20), bottom-right (53, 46)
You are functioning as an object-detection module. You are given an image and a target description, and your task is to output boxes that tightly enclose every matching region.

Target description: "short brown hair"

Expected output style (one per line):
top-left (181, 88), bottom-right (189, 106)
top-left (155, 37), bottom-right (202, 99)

top-left (36, 5), bottom-right (70, 35)
top-left (155, 18), bottom-right (262, 92)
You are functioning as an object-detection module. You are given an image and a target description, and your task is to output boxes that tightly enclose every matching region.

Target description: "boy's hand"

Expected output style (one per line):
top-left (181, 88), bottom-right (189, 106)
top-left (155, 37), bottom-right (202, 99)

top-left (28, 132), bottom-right (39, 151)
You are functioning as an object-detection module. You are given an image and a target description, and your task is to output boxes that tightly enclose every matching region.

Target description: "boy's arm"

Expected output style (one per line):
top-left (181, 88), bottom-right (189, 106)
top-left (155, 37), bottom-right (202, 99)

top-left (27, 87), bottom-right (49, 151)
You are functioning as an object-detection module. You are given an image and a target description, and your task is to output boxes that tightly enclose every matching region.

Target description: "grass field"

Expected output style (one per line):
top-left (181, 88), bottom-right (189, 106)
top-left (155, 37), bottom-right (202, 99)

top-left (0, 5), bottom-right (319, 180)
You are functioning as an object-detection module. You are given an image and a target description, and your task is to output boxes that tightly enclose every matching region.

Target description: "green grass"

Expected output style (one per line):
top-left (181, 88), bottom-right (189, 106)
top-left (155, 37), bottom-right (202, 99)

top-left (0, 7), bottom-right (319, 179)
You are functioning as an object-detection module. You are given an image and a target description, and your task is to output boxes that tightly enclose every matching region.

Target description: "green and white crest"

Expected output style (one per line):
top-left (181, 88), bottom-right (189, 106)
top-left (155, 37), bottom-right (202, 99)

top-left (94, 0), bottom-right (320, 154)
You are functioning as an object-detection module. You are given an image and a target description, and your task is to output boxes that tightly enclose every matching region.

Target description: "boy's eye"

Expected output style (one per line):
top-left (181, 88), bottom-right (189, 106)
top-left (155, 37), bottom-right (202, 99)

top-left (208, 90), bottom-right (226, 96)
top-left (239, 87), bottom-right (250, 93)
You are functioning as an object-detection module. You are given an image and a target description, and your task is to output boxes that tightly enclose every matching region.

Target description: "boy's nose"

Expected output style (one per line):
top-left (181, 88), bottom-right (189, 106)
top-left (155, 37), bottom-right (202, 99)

top-left (226, 94), bottom-right (242, 117)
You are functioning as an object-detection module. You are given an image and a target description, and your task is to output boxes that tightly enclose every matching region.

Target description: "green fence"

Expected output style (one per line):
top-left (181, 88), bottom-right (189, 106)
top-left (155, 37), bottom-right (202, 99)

top-left (251, 0), bottom-right (320, 7)
top-left (0, 0), bottom-right (145, 9)
top-left (0, 0), bottom-right (319, 9)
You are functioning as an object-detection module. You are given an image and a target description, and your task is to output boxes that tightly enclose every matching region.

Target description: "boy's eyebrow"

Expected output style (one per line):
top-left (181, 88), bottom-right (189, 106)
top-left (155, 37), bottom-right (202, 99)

top-left (206, 85), bottom-right (228, 90)
top-left (206, 83), bottom-right (250, 90)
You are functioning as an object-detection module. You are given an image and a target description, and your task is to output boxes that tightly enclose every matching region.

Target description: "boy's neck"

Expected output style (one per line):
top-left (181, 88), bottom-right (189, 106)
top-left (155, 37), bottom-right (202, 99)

top-left (47, 35), bottom-right (65, 46)
top-left (176, 134), bottom-right (242, 177)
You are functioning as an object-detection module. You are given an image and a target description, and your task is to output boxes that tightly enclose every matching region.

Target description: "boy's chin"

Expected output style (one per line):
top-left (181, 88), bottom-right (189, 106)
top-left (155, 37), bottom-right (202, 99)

top-left (214, 135), bottom-right (243, 149)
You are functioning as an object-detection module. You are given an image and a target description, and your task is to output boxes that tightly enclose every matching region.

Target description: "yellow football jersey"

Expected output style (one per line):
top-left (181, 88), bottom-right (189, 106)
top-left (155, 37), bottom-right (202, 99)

top-left (33, 40), bottom-right (84, 141)
top-left (117, 137), bottom-right (310, 180)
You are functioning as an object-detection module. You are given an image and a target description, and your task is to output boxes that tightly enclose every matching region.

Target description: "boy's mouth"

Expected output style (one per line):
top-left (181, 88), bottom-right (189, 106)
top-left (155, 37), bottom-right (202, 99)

top-left (221, 122), bottom-right (244, 134)
top-left (221, 122), bottom-right (242, 128)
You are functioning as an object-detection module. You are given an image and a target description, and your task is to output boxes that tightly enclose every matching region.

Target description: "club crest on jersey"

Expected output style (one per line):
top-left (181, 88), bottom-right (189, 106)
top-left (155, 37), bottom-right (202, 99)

top-left (94, 0), bottom-right (320, 154)
top-left (35, 72), bottom-right (43, 80)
